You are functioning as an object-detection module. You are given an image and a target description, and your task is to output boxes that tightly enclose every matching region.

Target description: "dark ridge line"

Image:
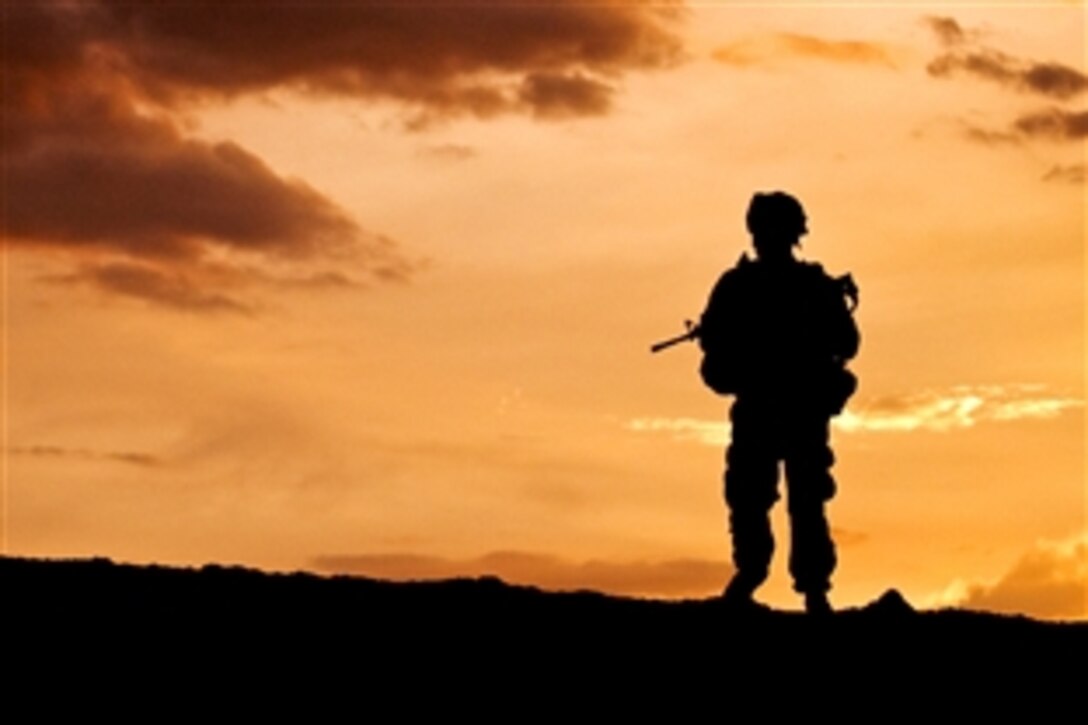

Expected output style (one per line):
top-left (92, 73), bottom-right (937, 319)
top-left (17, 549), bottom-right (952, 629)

top-left (3, 553), bottom-right (1085, 700)
top-left (2, 553), bottom-right (1081, 627)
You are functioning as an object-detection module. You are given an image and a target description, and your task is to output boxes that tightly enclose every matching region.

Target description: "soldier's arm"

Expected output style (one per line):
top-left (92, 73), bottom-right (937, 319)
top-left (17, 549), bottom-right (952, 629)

top-left (698, 269), bottom-right (737, 353)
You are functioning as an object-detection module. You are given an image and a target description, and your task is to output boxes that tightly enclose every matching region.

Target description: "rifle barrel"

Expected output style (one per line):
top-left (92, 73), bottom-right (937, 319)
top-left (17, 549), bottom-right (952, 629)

top-left (650, 331), bottom-right (695, 353)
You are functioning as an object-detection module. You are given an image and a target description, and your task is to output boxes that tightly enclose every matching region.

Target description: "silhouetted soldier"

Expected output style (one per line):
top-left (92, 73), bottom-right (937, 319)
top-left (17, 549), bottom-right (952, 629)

top-left (698, 192), bottom-right (859, 614)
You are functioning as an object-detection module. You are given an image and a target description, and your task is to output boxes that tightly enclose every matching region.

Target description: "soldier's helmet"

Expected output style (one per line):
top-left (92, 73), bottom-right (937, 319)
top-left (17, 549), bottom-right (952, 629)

top-left (745, 191), bottom-right (808, 242)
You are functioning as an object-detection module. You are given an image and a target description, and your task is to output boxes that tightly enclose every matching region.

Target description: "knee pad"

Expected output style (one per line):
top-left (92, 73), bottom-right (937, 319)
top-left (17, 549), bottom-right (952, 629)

top-left (784, 446), bottom-right (836, 504)
top-left (786, 470), bottom-right (836, 510)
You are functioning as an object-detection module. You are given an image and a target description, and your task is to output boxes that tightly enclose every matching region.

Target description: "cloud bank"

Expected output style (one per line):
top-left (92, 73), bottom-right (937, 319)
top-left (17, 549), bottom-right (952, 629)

top-left (8, 444), bottom-right (160, 467)
top-left (4, 1), bottom-right (682, 309)
top-left (91, 0), bottom-right (683, 117)
top-left (713, 32), bottom-right (896, 68)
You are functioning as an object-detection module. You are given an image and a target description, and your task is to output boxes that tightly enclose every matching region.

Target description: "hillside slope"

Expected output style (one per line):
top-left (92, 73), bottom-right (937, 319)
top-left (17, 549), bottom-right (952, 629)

top-left (2, 556), bottom-right (1083, 700)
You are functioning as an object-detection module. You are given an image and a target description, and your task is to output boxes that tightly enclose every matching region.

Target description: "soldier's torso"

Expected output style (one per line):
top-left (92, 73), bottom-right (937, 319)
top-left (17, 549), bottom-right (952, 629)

top-left (701, 256), bottom-right (846, 405)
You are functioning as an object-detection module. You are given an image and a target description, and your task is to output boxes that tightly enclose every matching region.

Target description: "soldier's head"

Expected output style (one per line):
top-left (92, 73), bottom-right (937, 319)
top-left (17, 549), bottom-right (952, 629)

top-left (746, 191), bottom-right (808, 262)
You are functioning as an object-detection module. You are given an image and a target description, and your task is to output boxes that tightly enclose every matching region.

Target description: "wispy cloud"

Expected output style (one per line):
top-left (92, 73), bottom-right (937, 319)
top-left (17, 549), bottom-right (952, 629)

top-left (960, 109), bottom-right (1088, 147)
top-left (835, 384), bottom-right (1082, 433)
top-left (73, 263), bottom-right (254, 315)
top-left (928, 533), bottom-right (1088, 621)
top-left (627, 384), bottom-right (1082, 445)
top-left (417, 143), bottom-right (478, 162)
top-left (1042, 163), bottom-right (1086, 184)
top-left (626, 417), bottom-right (731, 446)
top-left (713, 32), bottom-right (896, 68)
top-left (8, 445), bottom-right (160, 467)
top-left (960, 123), bottom-right (1021, 146)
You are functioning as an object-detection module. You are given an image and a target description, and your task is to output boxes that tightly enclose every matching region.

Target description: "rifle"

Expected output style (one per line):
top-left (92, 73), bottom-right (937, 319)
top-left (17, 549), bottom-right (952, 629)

top-left (650, 319), bottom-right (699, 353)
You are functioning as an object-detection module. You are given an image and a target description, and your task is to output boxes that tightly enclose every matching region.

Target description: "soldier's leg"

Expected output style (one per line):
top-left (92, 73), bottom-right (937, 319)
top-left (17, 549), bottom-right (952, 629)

top-left (783, 420), bottom-right (837, 597)
top-left (723, 409), bottom-right (780, 598)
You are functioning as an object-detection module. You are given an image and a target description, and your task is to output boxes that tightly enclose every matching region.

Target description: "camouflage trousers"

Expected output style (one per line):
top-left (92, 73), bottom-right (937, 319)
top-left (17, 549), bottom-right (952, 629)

top-left (724, 397), bottom-right (837, 595)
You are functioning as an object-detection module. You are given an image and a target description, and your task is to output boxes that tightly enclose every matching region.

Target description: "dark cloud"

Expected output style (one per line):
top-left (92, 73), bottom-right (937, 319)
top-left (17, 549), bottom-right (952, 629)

top-left (928, 51), bottom-right (1016, 86)
top-left (9, 445), bottom-right (160, 467)
top-left (923, 16), bottom-right (968, 47)
top-left (928, 51), bottom-right (1088, 100)
top-left (313, 551), bottom-right (730, 599)
top-left (15, 1), bottom-right (681, 119)
top-left (924, 17), bottom-right (1086, 100)
top-left (49, 255), bottom-right (396, 311)
top-left (1042, 163), bottom-right (1086, 184)
top-left (713, 32), bottom-right (895, 68)
top-left (957, 537), bottom-right (1087, 620)
top-left (0, 81), bottom-right (397, 308)
top-left (1021, 63), bottom-right (1088, 100)
top-left (1013, 108), bottom-right (1088, 140)
top-left (4, 92), bottom-right (358, 260)
top-left (4, 1), bottom-right (681, 308)
top-left (518, 72), bottom-right (614, 118)
top-left (924, 15), bottom-right (1087, 165)
top-left (107, 0), bottom-right (681, 113)
top-left (958, 110), bottom-right (1087, 147)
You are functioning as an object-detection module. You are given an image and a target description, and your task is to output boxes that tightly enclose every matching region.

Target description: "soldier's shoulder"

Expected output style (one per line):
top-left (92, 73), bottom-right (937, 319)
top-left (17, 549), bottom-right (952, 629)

top-left (704, 255), bottom-right (751, 313)
top-left (797, 260), bottom-right (844, 289)
top-left (707, 255), bottom-right (751, 294)
top-left (716, 254), bottom-right (755, 283)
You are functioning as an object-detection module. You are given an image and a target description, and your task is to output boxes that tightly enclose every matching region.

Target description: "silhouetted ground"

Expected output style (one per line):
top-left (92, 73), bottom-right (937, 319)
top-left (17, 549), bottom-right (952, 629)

top-left (2, 556), bottom-right (1083, 706)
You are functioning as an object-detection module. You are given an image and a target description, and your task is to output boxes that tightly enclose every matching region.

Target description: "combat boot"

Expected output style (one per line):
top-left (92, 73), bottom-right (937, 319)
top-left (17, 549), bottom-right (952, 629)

top-left (804, 590), bottom-right (833, 616)
top-left (721, 571), bottom-right (768, 613)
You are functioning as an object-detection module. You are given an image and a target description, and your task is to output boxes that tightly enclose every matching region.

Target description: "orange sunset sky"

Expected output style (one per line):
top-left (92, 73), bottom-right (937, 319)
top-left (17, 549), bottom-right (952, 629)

top-left (3, 1), bottom-right (1085, 619)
